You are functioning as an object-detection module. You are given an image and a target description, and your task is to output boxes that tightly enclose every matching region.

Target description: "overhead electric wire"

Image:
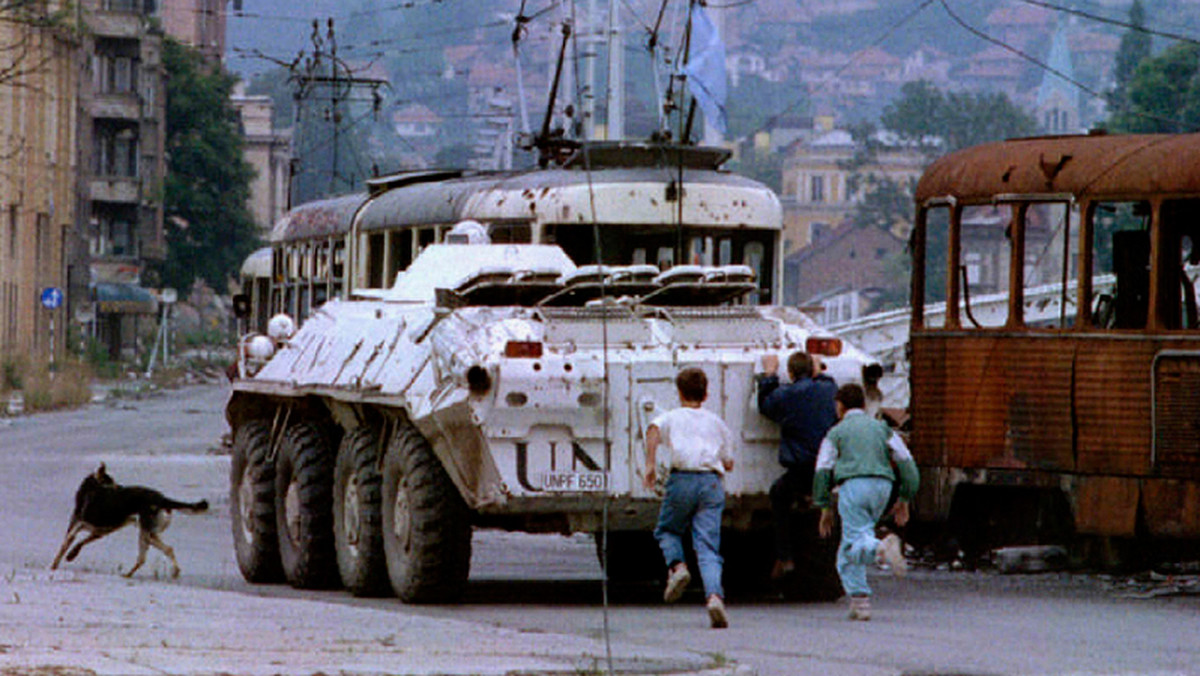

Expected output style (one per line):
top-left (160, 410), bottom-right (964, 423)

top-left (565, 1), bottom-right (613, 673)
top-left (752, 0), bottom-right (935, 138)
top-left (938, 0), bottom-right (1200, 132)
top-left (937, 0), bottom-right (1101, 99)
top-left (1015, 0), bottom-right (1200, 48)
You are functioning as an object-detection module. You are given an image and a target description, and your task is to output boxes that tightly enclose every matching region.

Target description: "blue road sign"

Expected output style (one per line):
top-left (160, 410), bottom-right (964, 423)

top-left (40, 287), bottom-right (63, 310)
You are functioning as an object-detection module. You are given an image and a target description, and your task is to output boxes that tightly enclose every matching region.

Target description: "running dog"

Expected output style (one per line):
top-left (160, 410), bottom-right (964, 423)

top-left (51, 464), bottom-right (208, 578)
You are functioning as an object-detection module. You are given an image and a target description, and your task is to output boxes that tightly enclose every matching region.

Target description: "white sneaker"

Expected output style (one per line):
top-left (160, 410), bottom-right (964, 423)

top-left (707, 595), bottom-right (729, 628)
top-left (877, 533), bottom-right (908, 577)
top-left (663, 564), bottom-right (691, 603)
top-left (848, 595), bottom-right (871, 621)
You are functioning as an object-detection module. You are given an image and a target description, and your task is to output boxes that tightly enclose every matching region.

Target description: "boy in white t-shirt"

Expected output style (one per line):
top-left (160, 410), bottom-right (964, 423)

top-left (643, 367), bottom-right (736, 628)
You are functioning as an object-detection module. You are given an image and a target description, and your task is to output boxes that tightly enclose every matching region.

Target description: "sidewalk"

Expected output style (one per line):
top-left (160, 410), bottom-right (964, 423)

top-left (0, 569), bottom-right (749, 676)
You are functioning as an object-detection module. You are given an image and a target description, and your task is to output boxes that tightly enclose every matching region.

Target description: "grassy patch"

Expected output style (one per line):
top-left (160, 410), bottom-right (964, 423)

top-left (16, 359), bottom-right (95, 412)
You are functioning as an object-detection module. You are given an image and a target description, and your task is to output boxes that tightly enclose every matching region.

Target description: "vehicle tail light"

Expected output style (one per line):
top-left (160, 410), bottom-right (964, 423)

top-left (504, 341), bottom-right (543, 358)
top-left (806, 336), bottom-right (842, 357)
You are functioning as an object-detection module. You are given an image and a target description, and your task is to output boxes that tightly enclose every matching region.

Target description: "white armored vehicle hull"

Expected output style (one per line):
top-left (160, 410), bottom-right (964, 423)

top-left (226, 145), bottom-right (879, 603)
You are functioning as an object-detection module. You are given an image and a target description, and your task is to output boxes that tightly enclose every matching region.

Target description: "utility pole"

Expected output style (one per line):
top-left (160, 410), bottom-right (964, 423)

top-left (289, 19), bottom-right (389, 199)
top-left (605, 0), bottom-right (624, 140)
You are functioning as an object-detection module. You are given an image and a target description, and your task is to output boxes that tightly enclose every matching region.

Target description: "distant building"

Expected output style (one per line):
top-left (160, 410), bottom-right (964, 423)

top-left (392, 103), bottom-right (442, 139)
top-left (78, 0), bottom-right (168, 359)
top-left (779, 128), bottom-right (925, 254)
top-left (157, 0), bottom-right (227, 63)
top-left (0, 2), bottom-right (83, 365)
top-left (232, 85), bottom-right (292, 237)
top-left (783, 222), bottom-right (906, 317)
top-left (1035, 24), bottom-right (1081, 134)
top-left (984, 2), bottom-right (1052, 51)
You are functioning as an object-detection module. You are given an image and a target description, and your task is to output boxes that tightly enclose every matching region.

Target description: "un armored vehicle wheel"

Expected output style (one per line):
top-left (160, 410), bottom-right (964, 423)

top-left (594, 531), bottom-right (662, 583)
top-left (274, 420), bottom-right (341, 589)
top-left (721, 517), bottom-right (842, 602)
top-left (230, 420), bottom-right (284, 583)
top-left (334, 425), bottom-right (390, 597)
top-left (381, 421), bottom-right (472, 603)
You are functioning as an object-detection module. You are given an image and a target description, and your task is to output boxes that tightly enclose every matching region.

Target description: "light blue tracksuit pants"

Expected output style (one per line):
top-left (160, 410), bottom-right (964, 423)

top-left (653, 471), bottom-right (725, 599)
top-left (835, 476), bottom-right (894, 597)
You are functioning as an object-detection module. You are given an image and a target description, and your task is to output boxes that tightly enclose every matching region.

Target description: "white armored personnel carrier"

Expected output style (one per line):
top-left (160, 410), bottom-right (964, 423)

top-left (227, 143), bottom-right (879, 602)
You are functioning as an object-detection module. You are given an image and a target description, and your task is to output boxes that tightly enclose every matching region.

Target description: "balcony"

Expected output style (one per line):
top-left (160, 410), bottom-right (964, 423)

top-left (91, 93), bottom-right (140, 120)
top-left (90, 177), bottom-right (140, 204)
top-left (89, 12), bottom-right (142, 39)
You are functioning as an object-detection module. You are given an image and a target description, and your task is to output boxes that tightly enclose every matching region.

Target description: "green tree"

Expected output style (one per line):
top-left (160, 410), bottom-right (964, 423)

top-left (1109, 43), bottom-right (1200, 133)
top-left (1107, 0), bottom-right (1151, 120)
top-left (841, 83), bottom-right (1034, 308)
top-left (157, 38), bottom-right (260, 292)
top-left (882, 80), bottom-right (1037, 159)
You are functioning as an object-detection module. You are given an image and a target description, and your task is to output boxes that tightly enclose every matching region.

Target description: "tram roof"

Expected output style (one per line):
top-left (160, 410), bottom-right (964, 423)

top-left (915, 133), bottom-right (1200, 205)
top-left (240, 246), bottom-right (272, 277)
top-left (268, 192), bottom-right (368, 243)
top-left (356, 166), bottom-right (776, 233)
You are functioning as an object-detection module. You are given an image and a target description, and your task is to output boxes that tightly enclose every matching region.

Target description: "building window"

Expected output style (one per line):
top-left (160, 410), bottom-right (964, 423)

top-left (104, 0), bottom-right (140, 12)
top-left (811, 222), bottom-right (829, 244)
top-left (92, 210), bottom-right (137, 257)
top-left (8, 205), bottom-right (16, 259)
top-left (95, 127), bottom-right (139, 177)
top-left (96, 55), bottom-right (138, 94)
top-left (965, 251), bottom-right (982, 285)
top-left (810, 175), bottom-right (825, 203)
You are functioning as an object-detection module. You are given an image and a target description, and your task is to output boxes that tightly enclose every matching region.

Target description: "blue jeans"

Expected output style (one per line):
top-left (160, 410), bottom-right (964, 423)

top-left (835, 476), bottom-right (893, 597)
top-left (653, 471), bottom-right (725, 598)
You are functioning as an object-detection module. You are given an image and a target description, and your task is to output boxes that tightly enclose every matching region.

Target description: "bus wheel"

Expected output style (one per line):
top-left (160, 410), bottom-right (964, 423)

top-left (274, 420), bottom-right (340, 589)
top-left (381, 422), bottom-right (472, 603)
top-left (334, 425), bottom-right (390, 597)
top-left (230, 420), bottom-right (283, 583)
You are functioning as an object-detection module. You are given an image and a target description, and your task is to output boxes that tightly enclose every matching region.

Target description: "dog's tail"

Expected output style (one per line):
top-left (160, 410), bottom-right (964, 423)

top-left (162, 498), bottom-right (209, 513)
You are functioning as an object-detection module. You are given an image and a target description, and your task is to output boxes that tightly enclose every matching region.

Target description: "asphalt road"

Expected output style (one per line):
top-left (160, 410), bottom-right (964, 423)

top-left (2, 383), bottom-right (1199, 676)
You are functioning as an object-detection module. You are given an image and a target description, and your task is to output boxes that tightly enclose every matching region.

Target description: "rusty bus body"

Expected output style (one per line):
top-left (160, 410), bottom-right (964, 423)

top-left (909, 133), bottom-right (1200, 554)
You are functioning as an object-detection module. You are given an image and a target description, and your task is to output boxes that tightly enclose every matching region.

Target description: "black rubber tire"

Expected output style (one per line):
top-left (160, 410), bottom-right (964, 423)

top-left (381, 422), bottom-right (472, 603)
top-left (783, 512), bottom-right (843, 602)
top-left (274, 420), bottom-right (340, 589)
top-left (230, 420), bottom-right (283, 583)
top-left (594, 530), bottom-right (663, 583)
top-left (722, 519), bottom-right (842, 602)
top-left (333, 425), bottom-right (390, 597)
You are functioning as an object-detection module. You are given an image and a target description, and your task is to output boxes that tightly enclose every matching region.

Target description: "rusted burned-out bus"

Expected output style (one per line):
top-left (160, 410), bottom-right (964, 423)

top-left (909, 133), bottom-right (1200, 559)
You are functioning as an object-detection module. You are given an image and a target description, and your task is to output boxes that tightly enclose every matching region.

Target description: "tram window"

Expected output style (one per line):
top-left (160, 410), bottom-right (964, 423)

top-left (314, 243), bottom-right (329, 281)
top-left (388, 231), bottom-right (410, 279)
top-left (632, 248), bottom-right (647, 265)
top-left (718, 239), bottom-right (732, 265)
top-left (656, 247), bottom-right (674, 270)
top-left (1021, 202), bottom-right (1074, 329)
top-left (688, 237), bottom-right (713, 265)
top-left (332, 242), bottom-right (345, 280)
top-left (920, 206), bottom-right (950, 328)
top-left (417, 227), bottom-right (435, 249)
top-left (367, 233), bottom-right (385, 288)
top-left (744, 241), bottom-right (765, 304)
top-left (489, 222), bottom-right (532, 243)
top-left (1091, 202), bottom-right (1148, 329)
top-left (959, 205), bottom-right (1010, 328)
top-left (1157, 200), bottom-right (1200, 331)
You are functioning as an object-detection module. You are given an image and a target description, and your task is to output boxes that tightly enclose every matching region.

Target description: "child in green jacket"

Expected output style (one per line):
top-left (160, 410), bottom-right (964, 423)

top-left (813, 383), bottom-right (920, 621)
